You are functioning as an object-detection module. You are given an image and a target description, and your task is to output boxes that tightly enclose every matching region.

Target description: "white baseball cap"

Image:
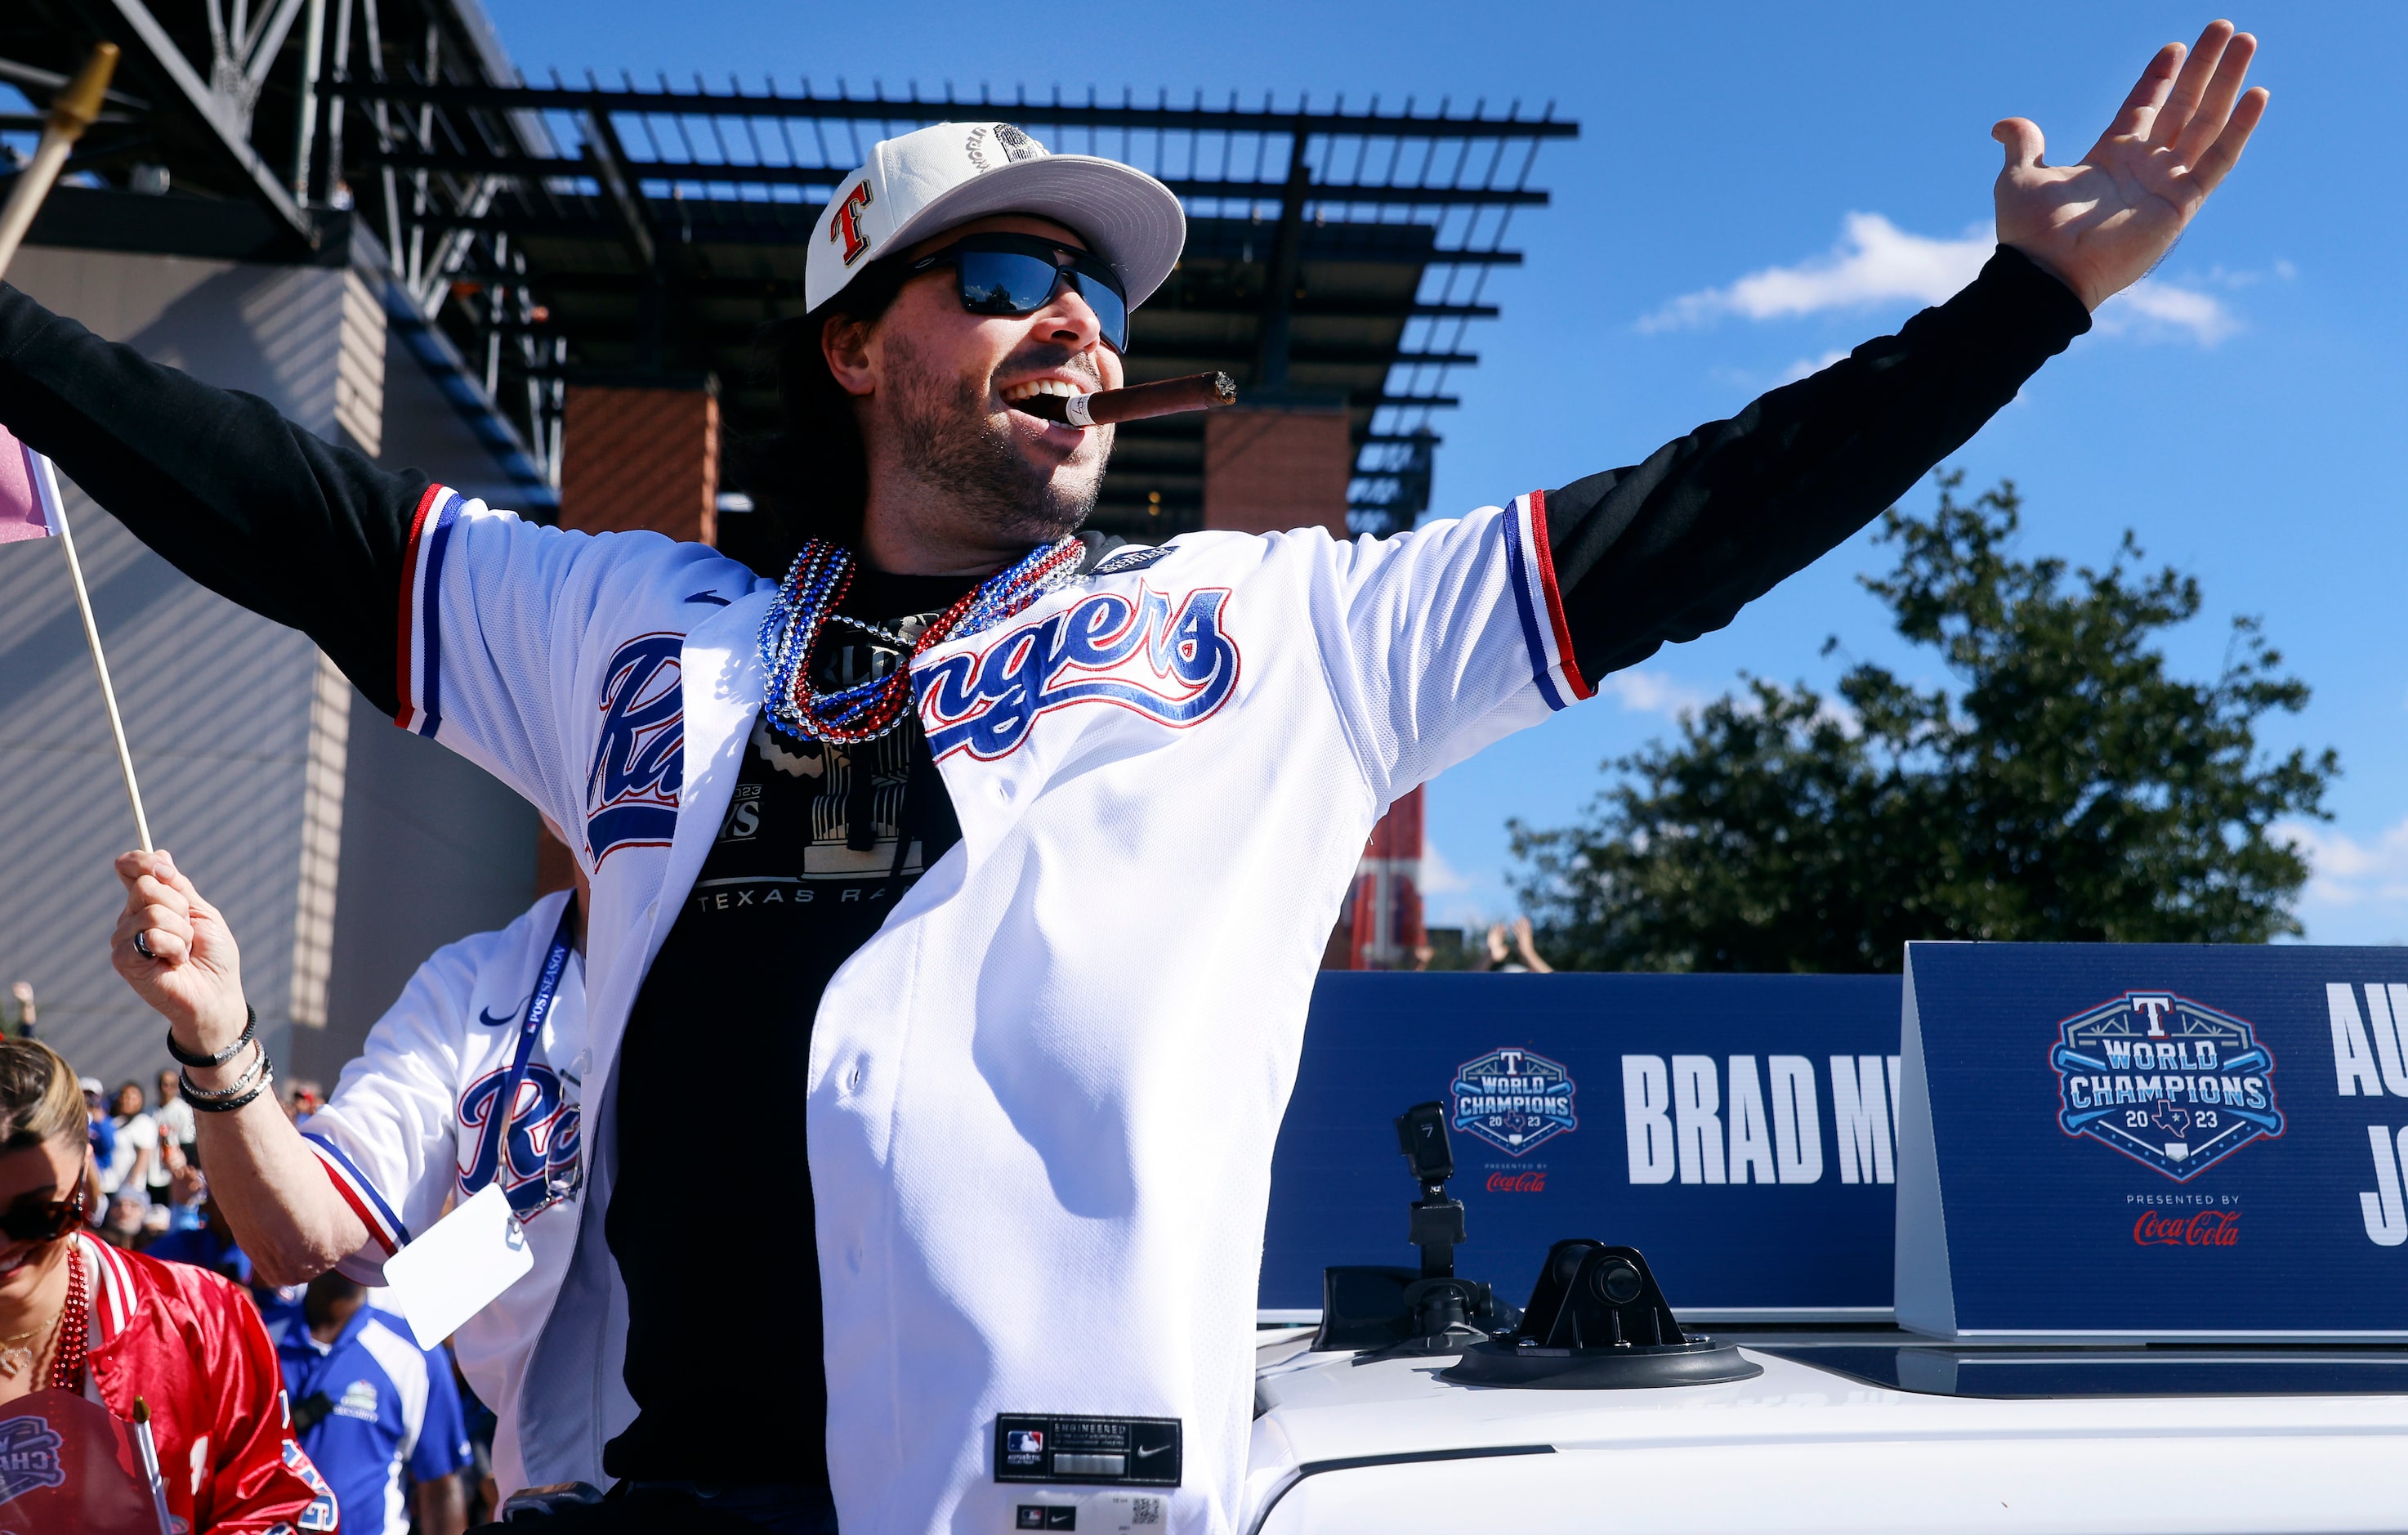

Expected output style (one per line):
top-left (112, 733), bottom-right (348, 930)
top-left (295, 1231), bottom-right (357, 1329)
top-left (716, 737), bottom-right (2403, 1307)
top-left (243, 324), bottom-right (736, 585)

top-left (805, 121), bottom-right (1186, 316)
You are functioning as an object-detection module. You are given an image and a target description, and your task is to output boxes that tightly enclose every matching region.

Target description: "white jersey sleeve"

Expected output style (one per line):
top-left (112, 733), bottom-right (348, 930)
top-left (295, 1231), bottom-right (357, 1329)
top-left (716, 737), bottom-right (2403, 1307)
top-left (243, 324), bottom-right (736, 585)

top-left (300, 893), bottom-right (574, 1283)
top-left (1312, 492), bottom-right (1588, 806)
top-left (391, 486), bottom-right (749, 848)
top-left (301, 950), bottom-right (474, 1282)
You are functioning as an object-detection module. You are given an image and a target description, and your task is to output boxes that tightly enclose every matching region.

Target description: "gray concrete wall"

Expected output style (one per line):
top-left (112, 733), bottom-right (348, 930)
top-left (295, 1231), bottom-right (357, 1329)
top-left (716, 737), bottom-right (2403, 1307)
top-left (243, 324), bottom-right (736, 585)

top-left (1, 244), bottom-right (535, 1095)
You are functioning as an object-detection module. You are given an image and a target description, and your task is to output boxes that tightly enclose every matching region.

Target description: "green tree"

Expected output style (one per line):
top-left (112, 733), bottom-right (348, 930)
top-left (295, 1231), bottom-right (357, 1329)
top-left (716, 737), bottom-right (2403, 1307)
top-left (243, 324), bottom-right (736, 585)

top-left (1510, 474), bottom-right (2337, 973)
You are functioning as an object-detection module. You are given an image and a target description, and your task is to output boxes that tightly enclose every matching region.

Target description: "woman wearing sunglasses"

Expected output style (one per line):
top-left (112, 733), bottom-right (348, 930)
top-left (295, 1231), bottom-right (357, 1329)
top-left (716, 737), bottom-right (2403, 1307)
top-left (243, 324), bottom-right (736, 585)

top-left (0, 1037), bottom-right (337, 1531)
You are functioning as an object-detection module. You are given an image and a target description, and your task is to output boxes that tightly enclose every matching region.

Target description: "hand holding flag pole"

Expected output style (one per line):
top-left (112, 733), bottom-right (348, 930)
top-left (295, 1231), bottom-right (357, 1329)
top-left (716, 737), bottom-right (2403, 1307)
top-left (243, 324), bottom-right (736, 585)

top-left (0, 43), bottom-right (152, 854)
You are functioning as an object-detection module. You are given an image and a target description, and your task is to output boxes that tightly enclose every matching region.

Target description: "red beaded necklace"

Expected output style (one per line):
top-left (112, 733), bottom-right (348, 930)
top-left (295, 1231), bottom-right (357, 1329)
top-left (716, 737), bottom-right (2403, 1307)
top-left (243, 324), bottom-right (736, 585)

top-left (44, 1240), bottom-right (88, 1394)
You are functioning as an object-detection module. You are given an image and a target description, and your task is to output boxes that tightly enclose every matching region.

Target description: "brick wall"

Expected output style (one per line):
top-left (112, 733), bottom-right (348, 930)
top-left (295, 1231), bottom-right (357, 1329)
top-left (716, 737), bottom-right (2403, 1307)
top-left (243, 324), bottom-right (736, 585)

top-left (1201, 405), bottom-right (1351, 538)
top-left (558, 383), bottom-right (720, 544)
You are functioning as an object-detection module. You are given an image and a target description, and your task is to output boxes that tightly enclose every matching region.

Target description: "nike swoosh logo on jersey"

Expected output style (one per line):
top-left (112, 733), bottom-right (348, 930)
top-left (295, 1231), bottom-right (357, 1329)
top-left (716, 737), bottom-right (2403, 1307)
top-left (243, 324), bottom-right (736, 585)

top-left (1135, 1443), bottom-right (1169, 1458)
top-left (477, 1003), bottom-right (524, 1028)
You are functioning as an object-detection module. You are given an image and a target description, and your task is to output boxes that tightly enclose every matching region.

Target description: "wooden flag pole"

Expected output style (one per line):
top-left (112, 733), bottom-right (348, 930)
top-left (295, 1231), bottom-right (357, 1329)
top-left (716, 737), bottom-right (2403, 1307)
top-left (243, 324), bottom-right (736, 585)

top-left (0, 44), bottom-right (151, 853)
top-left (0, 43), bottom-right (117, 275)
top-left (46, 465), bottom-right (153, 853)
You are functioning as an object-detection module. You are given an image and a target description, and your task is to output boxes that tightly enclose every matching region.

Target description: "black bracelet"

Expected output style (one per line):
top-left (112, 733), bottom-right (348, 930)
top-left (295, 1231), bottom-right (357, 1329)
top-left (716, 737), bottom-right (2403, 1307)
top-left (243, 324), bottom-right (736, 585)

top-left (165, 1005), bottom-right (256, 1070)
top-left (185, 1067), bottom-right (273, 1115)
top-left (181, 1039), bottom-right (267, 1103)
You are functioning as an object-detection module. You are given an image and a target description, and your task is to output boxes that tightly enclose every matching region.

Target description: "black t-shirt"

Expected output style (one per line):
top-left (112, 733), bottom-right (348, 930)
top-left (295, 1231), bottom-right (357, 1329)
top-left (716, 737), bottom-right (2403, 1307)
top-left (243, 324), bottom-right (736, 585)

top-left (603, 569), bottom-right (972, 1487)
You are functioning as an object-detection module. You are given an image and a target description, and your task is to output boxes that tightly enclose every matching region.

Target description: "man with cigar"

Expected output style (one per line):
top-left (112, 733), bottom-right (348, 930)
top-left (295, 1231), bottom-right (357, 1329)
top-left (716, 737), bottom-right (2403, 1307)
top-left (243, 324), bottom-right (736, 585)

top-left (14, 24), bottom-right (2263, 1533)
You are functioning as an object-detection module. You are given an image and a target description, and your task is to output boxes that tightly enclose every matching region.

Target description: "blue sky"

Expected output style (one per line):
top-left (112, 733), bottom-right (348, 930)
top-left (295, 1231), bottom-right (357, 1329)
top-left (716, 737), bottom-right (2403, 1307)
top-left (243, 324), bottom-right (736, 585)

top-left (481, 1), bottom-right (2408, 942)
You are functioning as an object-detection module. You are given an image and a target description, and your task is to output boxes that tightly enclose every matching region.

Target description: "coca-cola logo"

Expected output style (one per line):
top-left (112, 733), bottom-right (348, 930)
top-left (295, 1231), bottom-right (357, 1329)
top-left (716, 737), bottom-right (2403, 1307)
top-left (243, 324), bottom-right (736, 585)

top-left (2132, 1209), bottom-right (2240, 1246)
top-left (1485, 1170), bottom-right (1548, 1193)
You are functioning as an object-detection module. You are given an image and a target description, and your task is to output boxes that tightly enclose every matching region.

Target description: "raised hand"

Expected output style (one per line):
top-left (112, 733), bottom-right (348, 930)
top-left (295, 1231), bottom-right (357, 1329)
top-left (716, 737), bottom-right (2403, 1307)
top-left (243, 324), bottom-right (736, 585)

top-left (109, 849), bottom-right (249, 1055)
top-left (1994, 20), bottom-right (2267, 311)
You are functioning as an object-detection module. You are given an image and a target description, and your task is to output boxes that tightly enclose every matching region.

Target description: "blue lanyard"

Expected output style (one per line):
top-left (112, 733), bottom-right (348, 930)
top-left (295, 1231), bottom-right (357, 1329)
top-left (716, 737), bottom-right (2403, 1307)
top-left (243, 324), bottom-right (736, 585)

top-left (465, 897), bottom-right (578, 1218)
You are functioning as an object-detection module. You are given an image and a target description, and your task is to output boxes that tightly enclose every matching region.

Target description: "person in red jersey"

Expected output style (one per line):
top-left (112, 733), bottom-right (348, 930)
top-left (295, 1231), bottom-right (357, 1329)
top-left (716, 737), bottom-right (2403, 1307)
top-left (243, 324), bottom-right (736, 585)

top-left (0, 1037), bottom-right (337, 1533)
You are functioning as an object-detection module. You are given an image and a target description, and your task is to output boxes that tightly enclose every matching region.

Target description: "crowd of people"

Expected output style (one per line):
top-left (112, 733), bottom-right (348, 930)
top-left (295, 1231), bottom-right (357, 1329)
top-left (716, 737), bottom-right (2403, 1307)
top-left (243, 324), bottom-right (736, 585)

top-left (25, 1027), bottom-right (489, 1533)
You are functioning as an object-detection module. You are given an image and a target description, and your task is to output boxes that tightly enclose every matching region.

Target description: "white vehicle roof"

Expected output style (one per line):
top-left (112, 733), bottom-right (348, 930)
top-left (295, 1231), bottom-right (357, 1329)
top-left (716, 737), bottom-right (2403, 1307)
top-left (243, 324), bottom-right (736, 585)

top-left (1245, 1328), bottom-right (2408, 1534)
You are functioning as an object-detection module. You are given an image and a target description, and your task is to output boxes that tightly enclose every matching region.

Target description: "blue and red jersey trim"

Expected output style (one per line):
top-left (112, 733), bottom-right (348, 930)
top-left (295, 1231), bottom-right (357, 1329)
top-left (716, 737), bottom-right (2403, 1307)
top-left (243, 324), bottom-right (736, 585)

top-left (1499, 490), bottom-right (1593, 711)
top-left (302, 1132), bottom-right (412, 1256)
top-left (395, 484), bottom-right (466, 737)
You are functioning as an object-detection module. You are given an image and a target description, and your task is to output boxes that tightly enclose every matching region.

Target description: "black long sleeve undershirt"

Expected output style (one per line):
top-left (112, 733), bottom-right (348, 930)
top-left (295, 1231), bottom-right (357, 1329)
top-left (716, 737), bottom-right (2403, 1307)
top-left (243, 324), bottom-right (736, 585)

top-left (0, 244), bottom-right (2087, 709)
top-left (1540, 245), bottom-right (2089, 676)
top-left (0, 291), bottom-right (430, 716)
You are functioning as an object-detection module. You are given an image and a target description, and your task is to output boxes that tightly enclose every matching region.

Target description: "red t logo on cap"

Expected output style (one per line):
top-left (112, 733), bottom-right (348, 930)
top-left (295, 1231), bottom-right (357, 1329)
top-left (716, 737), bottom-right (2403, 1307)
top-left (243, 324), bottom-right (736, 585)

top-left (831, 181), bottom-right (874, 266)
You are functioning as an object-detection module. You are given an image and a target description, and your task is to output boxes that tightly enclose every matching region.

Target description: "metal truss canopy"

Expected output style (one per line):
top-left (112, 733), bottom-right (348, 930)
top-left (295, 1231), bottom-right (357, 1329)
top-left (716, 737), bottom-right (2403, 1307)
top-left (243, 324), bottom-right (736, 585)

top-left (2, 1), bottom-right (1575, 541)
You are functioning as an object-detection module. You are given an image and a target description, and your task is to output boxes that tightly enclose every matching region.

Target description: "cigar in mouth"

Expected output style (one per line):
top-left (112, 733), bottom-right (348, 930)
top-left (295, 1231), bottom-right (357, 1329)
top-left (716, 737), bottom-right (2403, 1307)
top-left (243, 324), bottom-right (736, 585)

top-left (1010, 371), bottom-right (1238, 428)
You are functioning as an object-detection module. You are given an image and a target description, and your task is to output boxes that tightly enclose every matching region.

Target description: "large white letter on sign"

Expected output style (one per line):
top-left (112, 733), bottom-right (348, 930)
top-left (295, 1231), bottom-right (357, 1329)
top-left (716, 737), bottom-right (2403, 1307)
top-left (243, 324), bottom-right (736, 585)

top-left (2329, 984), bottom-right (2385, 1097)
top-left (1726, 1056), bottom-right (1777, 1185)
top-left (1672, 1055), bottom-right (1726, 1185)
top-left (1622, 1056), bottom-right (1676, 1184)
top-left (2364, 1126), bottom-right (2408, 1247)
top-left (1830, 1054), bottom-right (1895, 1185)
top-left (1770, 1055), bottom-right (1825, 1184)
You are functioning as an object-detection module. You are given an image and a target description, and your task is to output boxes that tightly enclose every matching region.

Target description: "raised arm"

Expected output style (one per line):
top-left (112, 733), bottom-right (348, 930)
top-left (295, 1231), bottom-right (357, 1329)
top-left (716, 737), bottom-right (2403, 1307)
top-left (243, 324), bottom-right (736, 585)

top-left (0, 284), bottom-right (427, 714)
top-left (107, 849), bottom-right (371, 1283)
top-left (1547, 20), bottom-right (2263, 677)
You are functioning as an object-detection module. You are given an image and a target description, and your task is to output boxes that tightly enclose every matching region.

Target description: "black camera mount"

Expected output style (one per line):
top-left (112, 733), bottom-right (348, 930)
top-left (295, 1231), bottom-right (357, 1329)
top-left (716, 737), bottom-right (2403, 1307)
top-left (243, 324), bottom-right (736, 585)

top-left (1311, 1102), bottom-right (1519, 1358)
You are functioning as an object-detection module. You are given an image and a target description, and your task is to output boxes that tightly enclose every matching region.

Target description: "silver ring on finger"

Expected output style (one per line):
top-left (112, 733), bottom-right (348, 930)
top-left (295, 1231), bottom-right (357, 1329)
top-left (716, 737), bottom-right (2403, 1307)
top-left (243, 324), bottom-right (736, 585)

top-left (132, 930), bottom-right (157, 961)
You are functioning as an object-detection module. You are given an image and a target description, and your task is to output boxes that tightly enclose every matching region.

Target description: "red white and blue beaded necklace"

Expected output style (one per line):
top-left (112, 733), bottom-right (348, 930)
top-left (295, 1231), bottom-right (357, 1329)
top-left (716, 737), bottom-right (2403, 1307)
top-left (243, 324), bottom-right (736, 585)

top-left (757, 535), bottom-right (1086, 745)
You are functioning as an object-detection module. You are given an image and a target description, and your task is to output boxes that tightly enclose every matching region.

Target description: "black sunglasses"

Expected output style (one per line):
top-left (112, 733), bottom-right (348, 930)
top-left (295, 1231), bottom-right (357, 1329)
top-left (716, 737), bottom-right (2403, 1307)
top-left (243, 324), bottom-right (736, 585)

top-left (0, 1179), bottom-right (85, 1245)
top-left (906, 233), bottom-right (1131, 353)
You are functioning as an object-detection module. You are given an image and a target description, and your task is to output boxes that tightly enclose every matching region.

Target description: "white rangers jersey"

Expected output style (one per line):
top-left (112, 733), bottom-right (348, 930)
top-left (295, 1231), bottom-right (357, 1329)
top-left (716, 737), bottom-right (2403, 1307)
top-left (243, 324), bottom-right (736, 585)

top-left (391, 485), bottom-right (1583, 1533)
top-left (297, 888), bottom-right (614, 1497)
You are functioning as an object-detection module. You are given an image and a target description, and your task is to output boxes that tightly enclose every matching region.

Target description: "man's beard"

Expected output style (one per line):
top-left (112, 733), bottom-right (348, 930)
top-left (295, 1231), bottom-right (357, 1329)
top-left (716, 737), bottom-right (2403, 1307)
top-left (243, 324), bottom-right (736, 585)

top-left (886, 333), bottom-right (1108, 545)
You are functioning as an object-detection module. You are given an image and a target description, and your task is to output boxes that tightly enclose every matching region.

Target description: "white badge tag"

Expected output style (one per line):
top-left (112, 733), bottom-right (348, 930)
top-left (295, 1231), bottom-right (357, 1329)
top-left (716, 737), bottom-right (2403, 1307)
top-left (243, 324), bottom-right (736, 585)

top-left (378, 1183), bottom-right (534, 1349)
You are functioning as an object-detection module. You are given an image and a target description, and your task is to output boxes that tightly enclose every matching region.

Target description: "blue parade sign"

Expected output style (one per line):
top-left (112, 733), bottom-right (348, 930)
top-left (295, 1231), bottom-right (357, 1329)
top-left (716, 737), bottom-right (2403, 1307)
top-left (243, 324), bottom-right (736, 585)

top-left (1263, 972), bottom-right (1906, 1319)
top-left (1896, 942), bottom-right (2408, 1340)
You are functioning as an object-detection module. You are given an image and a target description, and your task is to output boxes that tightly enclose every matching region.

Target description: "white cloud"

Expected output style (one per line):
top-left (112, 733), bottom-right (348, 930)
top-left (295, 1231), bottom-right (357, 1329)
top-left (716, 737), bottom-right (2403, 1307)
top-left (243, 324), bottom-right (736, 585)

top-left (1599, 669), bottom-right (1709, 718)
top-left (1642, 213), bottom-right (1988, 332)
top-left (1780, 349), bottom-right (1850, 383)
top-left (1646, 211), bottom-right (2238, 347)
top-left (2093, 278), bottom-right (2240, 346)
top-left (2279, 816), bottom-right (2408, 918)
top-left (1417, 836), bottom-right (1471, 895)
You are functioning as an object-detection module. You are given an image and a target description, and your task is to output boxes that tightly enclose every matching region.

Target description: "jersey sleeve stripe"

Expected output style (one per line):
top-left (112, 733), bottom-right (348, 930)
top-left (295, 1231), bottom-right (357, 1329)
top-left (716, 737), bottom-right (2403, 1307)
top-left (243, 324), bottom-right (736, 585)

top-left (1499, 495), bottom-right (1570, 712)
top-left (395, 485), bottom-right (463, 738)
top-left (303, 1132), bottom-right (413, 1254)
top-left (1522, 489), bottom-right (1593, 702)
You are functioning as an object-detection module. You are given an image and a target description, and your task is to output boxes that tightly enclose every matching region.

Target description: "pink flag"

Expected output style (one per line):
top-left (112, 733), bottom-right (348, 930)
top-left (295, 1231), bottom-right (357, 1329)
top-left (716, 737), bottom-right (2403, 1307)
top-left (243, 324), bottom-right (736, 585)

top-left (0, 425), bottom-right (63, 543)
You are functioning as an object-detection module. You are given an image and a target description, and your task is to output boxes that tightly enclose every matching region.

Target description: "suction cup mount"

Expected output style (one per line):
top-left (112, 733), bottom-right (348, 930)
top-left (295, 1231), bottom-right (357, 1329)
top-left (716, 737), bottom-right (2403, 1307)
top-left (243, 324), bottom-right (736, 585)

top-left (1312, 1103), bottom-right (1519, 1357)
top-left (1439, 1241), bottom-right (1762, 1390)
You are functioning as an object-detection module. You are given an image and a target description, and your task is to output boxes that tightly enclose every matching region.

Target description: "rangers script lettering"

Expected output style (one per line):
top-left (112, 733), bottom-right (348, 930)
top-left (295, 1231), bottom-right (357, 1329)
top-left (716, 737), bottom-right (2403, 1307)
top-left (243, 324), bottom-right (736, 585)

top-left (918, 587), bottom-right (1240, 760)
top-left (586, 633), bottom-right (685, 862)
top-left (458, 1063), bottom-right (583, 1216)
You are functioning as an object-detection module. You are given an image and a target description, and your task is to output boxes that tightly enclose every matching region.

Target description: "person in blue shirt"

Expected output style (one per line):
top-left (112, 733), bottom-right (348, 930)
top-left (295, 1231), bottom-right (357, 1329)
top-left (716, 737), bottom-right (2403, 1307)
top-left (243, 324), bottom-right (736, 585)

top-left (271, 1270), bottom-right (472, 1535)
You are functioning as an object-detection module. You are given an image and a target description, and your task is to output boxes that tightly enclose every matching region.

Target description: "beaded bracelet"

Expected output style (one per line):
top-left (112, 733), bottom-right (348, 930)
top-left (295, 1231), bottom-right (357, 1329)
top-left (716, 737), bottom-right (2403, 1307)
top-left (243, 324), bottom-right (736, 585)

top-left (181, 1038), bottom-right (268, 1108)
top-left (164, 1005), bottom-right (257, 1070)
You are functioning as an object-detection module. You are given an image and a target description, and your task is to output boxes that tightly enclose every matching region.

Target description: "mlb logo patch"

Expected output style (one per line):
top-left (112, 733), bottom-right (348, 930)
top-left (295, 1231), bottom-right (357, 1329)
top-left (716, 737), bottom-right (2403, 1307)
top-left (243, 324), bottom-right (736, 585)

top-left (1007, 1430), bottom-right (1045, 1457)
top-left (2051, 991), bottom-right (2283, 1180)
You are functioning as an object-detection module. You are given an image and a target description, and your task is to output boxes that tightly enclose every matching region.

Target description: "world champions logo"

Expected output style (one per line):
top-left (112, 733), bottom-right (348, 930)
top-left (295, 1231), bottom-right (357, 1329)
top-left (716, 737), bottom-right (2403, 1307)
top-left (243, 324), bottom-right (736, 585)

top-left (2051, 991), bottom-right (2283, 1181)
top-left (1450, 1048), bottom-right (1578, 1158)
